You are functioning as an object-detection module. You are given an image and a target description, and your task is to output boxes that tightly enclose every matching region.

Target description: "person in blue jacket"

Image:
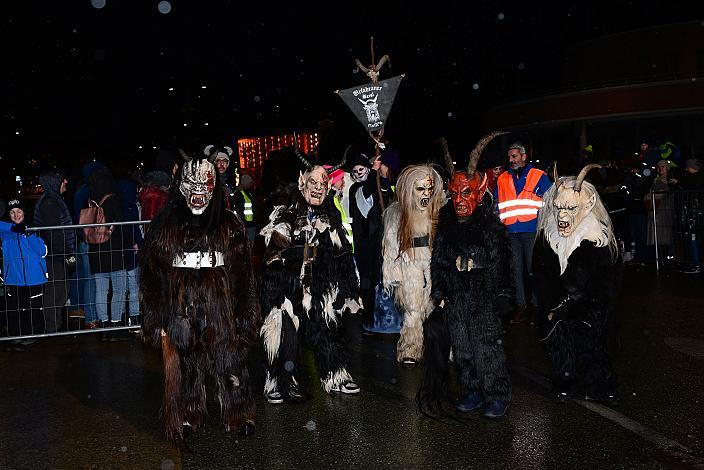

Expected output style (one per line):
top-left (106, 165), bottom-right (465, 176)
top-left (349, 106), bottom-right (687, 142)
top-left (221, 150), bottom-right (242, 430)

top-left (0, 199), bottom-right (48, 348)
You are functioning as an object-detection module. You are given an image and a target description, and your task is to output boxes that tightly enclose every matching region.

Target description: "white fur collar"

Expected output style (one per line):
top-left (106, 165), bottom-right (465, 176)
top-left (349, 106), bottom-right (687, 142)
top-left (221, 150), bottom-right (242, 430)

top-left (546, 213), bottom-right (610, 275)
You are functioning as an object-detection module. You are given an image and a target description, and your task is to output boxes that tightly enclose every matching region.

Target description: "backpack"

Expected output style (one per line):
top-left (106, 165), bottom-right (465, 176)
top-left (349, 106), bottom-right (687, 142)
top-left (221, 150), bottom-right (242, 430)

top-left (79, 194), bottom-right (115, 244)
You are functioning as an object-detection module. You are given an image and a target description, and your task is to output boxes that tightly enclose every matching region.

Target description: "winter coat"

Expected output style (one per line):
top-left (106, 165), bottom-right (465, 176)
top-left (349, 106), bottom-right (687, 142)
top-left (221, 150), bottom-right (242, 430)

top-left (0, 221), bottom-right (48, 286)
top-left (34, 172), bottom-right (75, 256)
top-left (139, 171), bottom-right (171, 222)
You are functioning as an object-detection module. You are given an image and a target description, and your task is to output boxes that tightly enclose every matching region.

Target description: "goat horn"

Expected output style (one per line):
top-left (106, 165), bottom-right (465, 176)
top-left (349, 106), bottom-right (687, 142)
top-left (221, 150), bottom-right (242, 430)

top-left (294, 147), bottom-right (312, 169)
top-left (574, 163), bottom-right (601, 192)
top-left (436, 137), bottom-right (454, 175)
top-left (327, 145), bottom-right (350, 174)
top-left (553, 162), bottom-right (562, 189)
top-left (355, 58), bottom-right (370, 74)
top-left (467, 130), bottom-right (507, 177)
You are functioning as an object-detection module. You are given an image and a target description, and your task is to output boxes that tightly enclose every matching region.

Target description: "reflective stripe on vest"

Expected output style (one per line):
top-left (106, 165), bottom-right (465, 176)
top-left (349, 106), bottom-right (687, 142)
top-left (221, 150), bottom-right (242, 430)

top-left (239, 190), bottom-right (254, 222)
top-left (497, 168), bottom-right (545, 225)
top-left (333, 196), bottom-right (354, 248)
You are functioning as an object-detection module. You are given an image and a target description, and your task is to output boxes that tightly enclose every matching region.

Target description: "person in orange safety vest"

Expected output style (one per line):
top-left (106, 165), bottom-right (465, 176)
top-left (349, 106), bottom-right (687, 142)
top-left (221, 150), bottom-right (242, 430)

top-left (492, 142), bottom-right (552, 325)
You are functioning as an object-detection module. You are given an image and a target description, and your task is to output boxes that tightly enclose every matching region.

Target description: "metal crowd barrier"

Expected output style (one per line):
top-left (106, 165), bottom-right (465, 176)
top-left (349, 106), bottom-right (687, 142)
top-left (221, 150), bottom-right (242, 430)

top-left (1, 220), bottom-right (149, 342)
top-left (650, 190), bottom-right (703, 271)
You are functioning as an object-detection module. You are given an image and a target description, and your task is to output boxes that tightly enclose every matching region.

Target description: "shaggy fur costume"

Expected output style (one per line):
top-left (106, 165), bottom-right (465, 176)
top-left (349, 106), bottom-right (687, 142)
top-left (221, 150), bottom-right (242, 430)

top-left (533, 180), bottom-right (621, 400)
top-left (382, 201), bottom-right (434, 362)
top-left (259, 193), bottom-right (361, 397)
top-left (419, 197), bottom-right (513, 410)
top-left (140, 167), bottom-right (259, 446)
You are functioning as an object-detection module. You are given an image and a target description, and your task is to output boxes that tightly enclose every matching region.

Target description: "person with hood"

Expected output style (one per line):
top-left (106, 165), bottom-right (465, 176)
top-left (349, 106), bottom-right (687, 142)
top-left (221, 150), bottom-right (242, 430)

top-left (0, 200), bottom-right (48, 349)
top-left (117, 168), bottom-right (144, 327)
top-left (86, 168), bottom-right (134, 330)
top-left (139, 149), bottom-right (179, 223)
top-left (71, 160), bottom-right (106, 327)
top-left (34, 169), bottom-right (76, 333)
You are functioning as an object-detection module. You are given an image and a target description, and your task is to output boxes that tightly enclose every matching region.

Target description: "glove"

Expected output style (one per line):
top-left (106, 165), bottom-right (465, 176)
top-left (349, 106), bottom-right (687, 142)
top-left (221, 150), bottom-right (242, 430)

top-left (495, 295), bottom-right (513, 318)
top-left (11, 223), bottom-right (26, 234)
top-left (65, 255), bottom-right (77, 270)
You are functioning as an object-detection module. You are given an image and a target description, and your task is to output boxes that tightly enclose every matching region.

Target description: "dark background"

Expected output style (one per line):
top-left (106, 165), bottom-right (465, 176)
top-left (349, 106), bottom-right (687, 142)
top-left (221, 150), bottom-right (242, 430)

top-left (1, 1), bottom-right (702, 173)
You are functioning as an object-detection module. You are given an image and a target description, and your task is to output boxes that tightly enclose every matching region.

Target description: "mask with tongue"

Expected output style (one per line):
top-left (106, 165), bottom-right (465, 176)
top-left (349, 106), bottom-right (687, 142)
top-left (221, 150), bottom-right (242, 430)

top-left (180, 158), bottom-right (216, 215)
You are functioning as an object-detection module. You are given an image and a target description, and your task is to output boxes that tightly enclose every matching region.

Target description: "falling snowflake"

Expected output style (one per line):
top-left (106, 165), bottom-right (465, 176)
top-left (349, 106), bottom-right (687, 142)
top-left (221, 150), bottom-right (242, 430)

top-left (518, 63), bottom-right (525, 70)
top-left (254, 95), bottom-right (261, 103)
top-left (498, 13), bottom-right (505, 20)
top-left (304, 420), bottom-right (316, 431)
top-left (284, 360), bottom-right (294, 372)
top-left (91, 0), bottom-right (106, 9)
top-left (157, 1), bottom-right (171, 14)
top-left (472, 83), bottom-right (480, 90)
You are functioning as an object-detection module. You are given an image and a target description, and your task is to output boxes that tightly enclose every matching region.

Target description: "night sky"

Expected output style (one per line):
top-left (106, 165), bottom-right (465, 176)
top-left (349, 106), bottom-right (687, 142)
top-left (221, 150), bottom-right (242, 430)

top-left (1, 0), bottom-right (702, 169)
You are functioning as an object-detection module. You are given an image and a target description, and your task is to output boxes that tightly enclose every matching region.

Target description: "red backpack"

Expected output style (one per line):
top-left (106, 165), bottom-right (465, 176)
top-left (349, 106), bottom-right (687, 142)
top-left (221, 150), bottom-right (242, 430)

top-left (79, 194), bottom-right (115, 244)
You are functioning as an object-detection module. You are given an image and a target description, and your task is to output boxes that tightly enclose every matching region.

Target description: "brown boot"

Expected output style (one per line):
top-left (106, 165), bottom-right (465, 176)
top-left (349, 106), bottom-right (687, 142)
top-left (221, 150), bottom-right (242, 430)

top-left (509, 305), bottom-right (526, 324)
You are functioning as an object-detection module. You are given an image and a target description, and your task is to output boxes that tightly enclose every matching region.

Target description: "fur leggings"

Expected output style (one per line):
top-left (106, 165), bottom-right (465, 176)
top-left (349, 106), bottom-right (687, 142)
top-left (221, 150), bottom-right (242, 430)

top-left (546, 320), bottom-right (618, 395)
top-left (262, 302), bottom-right (352, 396)
top-left (161, 335), bottom-right (255, 445)
top-left (447, 302), bottom-right (511, 402)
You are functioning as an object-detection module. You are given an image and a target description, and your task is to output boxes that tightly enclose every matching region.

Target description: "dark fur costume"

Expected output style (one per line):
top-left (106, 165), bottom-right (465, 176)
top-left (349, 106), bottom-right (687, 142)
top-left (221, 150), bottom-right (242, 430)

top-left (533, 237), bottom-right (621, 398)
top-left (140, 166), bottom-right (259, 446)
top-left (419, 195), bottom-right (513, 412)
top-left (260, 193), bottom-right (360, 397)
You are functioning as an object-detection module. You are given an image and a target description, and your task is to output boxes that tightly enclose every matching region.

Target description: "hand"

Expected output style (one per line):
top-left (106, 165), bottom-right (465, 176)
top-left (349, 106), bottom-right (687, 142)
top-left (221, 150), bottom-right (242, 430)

top-left (372, 157), bottom-right (382, 171)
top-left (11, 223), bottom-right (26, 234)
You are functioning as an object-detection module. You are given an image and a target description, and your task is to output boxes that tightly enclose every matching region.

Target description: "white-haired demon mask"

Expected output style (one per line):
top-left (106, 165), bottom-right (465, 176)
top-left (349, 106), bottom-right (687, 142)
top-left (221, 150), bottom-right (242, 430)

top-left (180, 158), bottom-right (216, 215)
top-left (552, 164), bottom-right (600, 237)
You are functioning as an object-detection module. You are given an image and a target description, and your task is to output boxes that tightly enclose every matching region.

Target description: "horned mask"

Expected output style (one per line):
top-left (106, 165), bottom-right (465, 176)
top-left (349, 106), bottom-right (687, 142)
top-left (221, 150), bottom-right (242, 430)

top-left (180, 156), bottom-right (216, 215)
top-left (441, 131), bottom-right (506, 219)
top-left (552, 164), bottom-right (601, 237)
top-left (295, 147), bottom-right (347, 207)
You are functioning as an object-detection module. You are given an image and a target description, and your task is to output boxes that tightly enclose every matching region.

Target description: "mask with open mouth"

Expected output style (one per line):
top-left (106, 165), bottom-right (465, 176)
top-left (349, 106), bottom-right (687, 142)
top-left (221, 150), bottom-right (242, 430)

top-left (414, 176), bottom-right (435, 211)
top-left (448, 171), bottom-right (488, 219)
top-left (299, 166), bottom-right (330, 206)
top-left (552, 164), bottom-right (600, 238)
top-left (180, 158), bottom-right (216, 215)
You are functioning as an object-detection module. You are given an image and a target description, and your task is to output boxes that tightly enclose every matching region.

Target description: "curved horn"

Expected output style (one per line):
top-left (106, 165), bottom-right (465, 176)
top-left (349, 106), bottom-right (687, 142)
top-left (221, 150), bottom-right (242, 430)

top-left (467, 130), bottom-right (508, 177)
top-left (553, 162), bottom-right (562, 189)
top-left (436, 137), bottom-right (454, 174)
top-left (574, 163), bottom-right (602, 192)
top-left (376, 54), bottom-right (390, 71)
top-left (355, 58), bottom-right (370, 74)
top-left (294, 147), bottom-right (312, 169)
top-left (326, 145), bottom-right (350, 174)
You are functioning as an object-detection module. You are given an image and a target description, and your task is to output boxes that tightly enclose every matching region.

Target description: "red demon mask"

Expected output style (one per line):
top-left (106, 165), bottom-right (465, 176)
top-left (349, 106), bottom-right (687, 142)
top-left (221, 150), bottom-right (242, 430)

top-left (448, 171), bottom-right (488, 218)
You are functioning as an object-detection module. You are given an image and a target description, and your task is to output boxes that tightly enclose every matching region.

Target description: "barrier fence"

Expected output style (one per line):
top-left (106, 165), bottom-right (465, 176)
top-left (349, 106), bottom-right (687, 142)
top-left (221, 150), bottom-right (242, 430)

top-left (1, 220), bottom-right (149, 342)
top-left (650, 189), bottom-right (703, 271)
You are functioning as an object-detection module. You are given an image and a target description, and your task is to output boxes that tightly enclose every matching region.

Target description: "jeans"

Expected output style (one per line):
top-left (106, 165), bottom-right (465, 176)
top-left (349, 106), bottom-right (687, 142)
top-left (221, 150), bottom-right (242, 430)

top-left (94, 270), bottom-right (127, 323)
top-left (76, 241), bottom-right (97, 322)
top-left (509, 232), bottom-right (536, 307)
top-left (125, 267), bottom-right (140, 317)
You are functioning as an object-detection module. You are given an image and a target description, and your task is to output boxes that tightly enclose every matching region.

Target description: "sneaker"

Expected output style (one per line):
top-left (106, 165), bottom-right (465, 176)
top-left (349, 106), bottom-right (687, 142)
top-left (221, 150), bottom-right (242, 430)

top-left (678, 265), bottom-right (701, 274)
top-left (456, 392), bottom-right (484, 412)
top-left (84, 321), bottom-right (99, 330)
top-left (266, 391), bottom-right (284, 404)
top-left (287, 384), bottom-right (307, 401)
top-left (330, 381), bottom-right (361, 394)
top-left (482, 400), bottom-right (509, 418)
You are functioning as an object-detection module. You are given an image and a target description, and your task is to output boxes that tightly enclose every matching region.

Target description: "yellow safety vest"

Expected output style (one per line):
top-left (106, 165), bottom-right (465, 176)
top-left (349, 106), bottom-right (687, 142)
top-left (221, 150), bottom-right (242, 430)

top-left (240, 190), bottom-right (254, 222)
top-left (333, 195), bottom-right (354, 250)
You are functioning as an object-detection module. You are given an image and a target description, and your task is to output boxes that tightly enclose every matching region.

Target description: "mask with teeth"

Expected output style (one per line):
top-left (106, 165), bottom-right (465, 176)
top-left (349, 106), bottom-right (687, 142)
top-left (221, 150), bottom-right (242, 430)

top-left (414, 176), bottom-right (435, 211)
top-left (180, 158), bottom-right (216, 215)
top-left (448, 171), bottom-right (488, 219)
top-left (299, 166), bottom-right (330, 206)
top-left (352, 165), bottom-right (370, 183)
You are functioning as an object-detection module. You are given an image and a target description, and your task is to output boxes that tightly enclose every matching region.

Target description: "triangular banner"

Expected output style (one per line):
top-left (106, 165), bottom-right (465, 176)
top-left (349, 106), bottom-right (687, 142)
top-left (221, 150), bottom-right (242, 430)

top-left (336, 74), bottom-right (404, 135)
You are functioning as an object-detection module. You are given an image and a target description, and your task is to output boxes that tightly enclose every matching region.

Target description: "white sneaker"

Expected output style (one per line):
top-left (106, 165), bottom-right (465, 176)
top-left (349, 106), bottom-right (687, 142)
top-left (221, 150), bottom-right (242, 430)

top-left (266, 391), bottom-right (284, 404)
top-left (330, 381), bottom-right (361, 394)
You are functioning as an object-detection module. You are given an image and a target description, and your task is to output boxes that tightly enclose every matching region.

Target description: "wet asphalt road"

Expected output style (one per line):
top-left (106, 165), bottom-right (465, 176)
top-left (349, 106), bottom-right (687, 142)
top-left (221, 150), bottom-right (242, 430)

top-left (0, 267), bottom-right (703, 469)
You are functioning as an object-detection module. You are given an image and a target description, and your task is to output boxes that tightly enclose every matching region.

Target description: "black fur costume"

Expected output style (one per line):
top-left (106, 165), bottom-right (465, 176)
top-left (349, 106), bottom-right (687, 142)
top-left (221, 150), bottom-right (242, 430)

top-left (533, 237), bottom-right (621, 401)
top-left (419, 196), bottom-right (513, 411)
top-left (140, 160), bottom-right (259, 446)
top-left (260, 193), bottom-right (361, 398)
